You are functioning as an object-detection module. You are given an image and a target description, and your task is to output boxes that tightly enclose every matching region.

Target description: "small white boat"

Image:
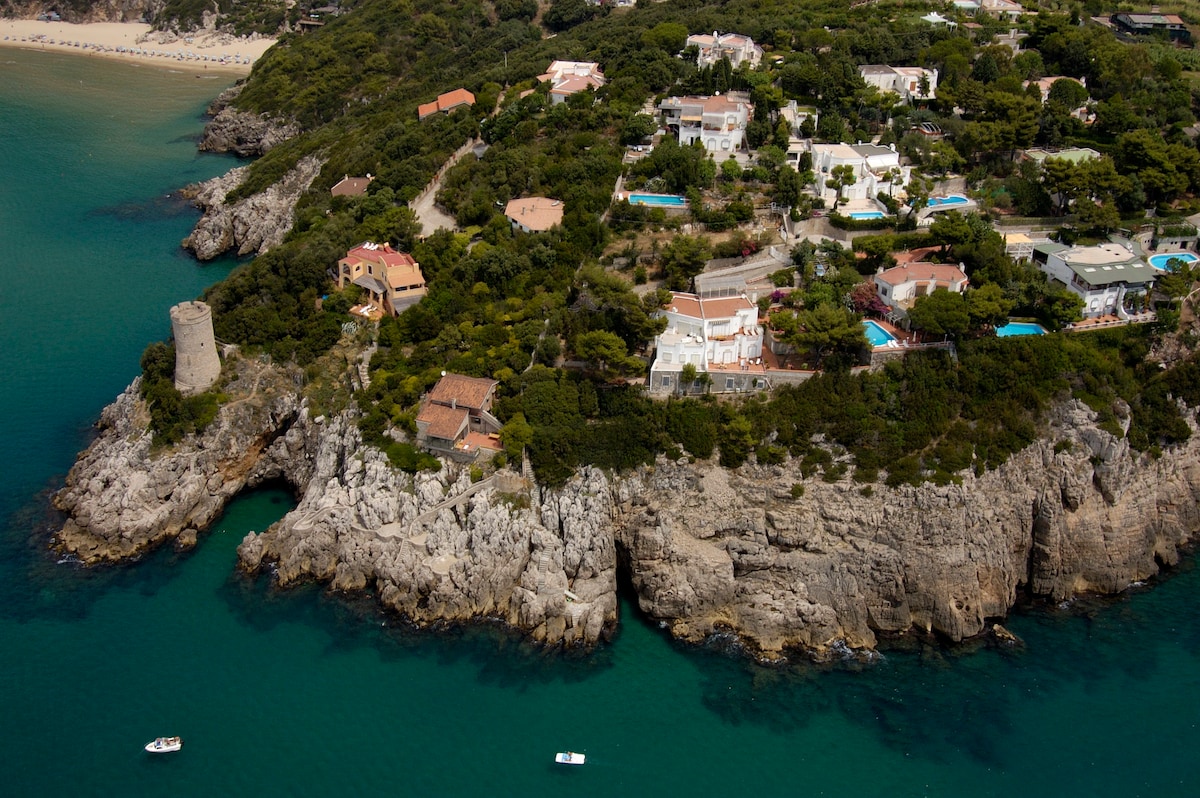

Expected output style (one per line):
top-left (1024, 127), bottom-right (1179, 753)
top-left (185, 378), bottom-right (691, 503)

top-left (554, 751), bottom-right (585, 765)
top-left (144, 736), bottom-right (183, 753)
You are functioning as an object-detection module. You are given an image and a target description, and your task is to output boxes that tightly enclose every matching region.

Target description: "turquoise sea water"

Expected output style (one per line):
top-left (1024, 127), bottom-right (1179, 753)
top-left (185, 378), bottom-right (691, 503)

top-left (2, 47), bottom-right (1199, 798)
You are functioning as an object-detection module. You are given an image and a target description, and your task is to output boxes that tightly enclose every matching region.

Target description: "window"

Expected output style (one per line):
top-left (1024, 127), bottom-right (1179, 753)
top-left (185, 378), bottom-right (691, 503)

top-left (726, 377), bottom-right (735, 389)
top-left (661, 375), bottom-right (672, 387)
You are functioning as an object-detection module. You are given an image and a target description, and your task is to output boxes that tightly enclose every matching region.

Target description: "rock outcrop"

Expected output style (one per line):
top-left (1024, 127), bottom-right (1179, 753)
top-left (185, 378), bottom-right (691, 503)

top-left (180, 153), bottom-right (323, 260)
top-left (51, 357), bottom-right (1200, 658)
top-left (199, 102), bottom-right (300, 158)
top-left (614, 400), bottom-right (1200, 658)
top-left (176, 83), bottom-right (309, 261)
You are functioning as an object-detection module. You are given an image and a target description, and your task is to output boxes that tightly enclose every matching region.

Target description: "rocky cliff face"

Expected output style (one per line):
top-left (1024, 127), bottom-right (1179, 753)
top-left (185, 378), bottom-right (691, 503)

top-left (180, 153), bottom-right (323, 260)
top-left (178, 86), bottom-right (312, 261)
top-left (614, 401), bottom-right (1200, 658)
top-left (51, 359), bottom-right (1200, 658)
top-left (200, 87), bottom-right (301, 157)
top-left (53, 357), bottom-right (618, 647)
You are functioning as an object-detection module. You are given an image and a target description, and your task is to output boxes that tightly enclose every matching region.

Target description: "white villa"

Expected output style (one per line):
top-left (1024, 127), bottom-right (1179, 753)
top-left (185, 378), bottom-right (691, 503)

top-left (874, 262), bottom-right (969, 314)
top-left (650, 292), bottom-right (764, 393)
top-left (810, 142), bottom-right (910, 203)
top-left (685, 32), bottom-right (763, 69)
top-left (859, 65), bottom-right (938, 103)
top-left (539, 60), bottom-right (606, 104)
top-left (658, 92), bottom-right (753, 153)
top-left (1035, 242), bottom-right (1157, 317)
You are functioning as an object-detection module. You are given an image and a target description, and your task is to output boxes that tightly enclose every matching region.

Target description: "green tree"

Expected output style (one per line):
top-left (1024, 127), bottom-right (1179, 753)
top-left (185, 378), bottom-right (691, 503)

top-left (788, 305), bottom-right (867, 366)
top-left (575, 330), bottom-right (641, 376)
top-left (908, 289), bottom-right (970, 337)
top-left (967, 283), bottom-right (1014, 329)
top-left (660, 234), bottom-right (712, 291)
top-left (679, 362), bottom-right (698, 394)
top-left (827, 163), bottom-right (856, 211)
top-left (499, 412), bottom-right (534, 460)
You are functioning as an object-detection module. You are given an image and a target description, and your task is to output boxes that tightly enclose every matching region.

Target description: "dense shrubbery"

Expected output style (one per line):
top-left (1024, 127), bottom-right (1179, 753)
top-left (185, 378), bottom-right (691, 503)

top-left (138, 342), bottom-right (222, 446)
top-left (138, 0), bottom-right (1200, 480)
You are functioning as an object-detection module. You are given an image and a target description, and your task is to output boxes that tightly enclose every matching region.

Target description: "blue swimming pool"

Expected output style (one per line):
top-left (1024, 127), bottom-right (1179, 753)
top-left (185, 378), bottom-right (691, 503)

top-left (926, 194), bottom-right (969, 207)
top-left (996, 321), bottom-right (1047, 337)
top-left (849, 211), bottom-right (885, 220)
top-left (628, 193), bottom-right (688, 208)
top-left (1149, 252), bottom-right (1199, 270)
top-left (863, 320), bottom-right (896, 347)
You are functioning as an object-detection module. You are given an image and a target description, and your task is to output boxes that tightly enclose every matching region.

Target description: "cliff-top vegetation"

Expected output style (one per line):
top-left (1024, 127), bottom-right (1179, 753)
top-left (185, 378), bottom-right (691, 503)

top-left (140, 0), bottom-right (1200, 487)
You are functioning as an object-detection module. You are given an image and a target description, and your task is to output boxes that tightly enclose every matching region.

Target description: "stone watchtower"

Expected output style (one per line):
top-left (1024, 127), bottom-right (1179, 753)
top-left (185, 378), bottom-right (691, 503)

top-left (170, 300), bottom-right (221, 395)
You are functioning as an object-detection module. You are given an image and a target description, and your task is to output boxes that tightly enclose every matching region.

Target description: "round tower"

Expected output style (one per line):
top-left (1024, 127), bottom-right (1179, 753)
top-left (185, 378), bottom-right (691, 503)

top-left (170, 300), bottom-right (221, 395)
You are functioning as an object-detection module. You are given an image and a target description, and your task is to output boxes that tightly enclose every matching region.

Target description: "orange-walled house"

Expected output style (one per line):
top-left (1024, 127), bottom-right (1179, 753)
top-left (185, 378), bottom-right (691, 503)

top-left (334, 241), bottom-right (428, 316)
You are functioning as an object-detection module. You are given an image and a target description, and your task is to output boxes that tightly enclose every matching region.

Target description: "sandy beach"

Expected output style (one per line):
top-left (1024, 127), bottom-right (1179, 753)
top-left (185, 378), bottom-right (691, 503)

top-left (0, 20), bottom-right (276, 74)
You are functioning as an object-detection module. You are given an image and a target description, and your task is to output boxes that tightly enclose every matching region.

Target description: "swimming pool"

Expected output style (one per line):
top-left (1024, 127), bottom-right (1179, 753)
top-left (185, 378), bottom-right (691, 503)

top-left (996, 321), bottom-right (1047, 337)
top-left (926, 194), bottom-right (969, 207)
top-left (1148, 251), bottom-right (1199, 270)
top-left (863, 319), bottom-right (897, 347)
top-left (849, 210), bottom-right (885, 220)
top-left (628, 193), bottom-right (688, 208)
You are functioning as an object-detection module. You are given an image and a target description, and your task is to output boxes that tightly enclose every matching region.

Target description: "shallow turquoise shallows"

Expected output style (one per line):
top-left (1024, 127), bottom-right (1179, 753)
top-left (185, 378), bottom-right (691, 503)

top-left (2, 47), bottom-right (1200, 798)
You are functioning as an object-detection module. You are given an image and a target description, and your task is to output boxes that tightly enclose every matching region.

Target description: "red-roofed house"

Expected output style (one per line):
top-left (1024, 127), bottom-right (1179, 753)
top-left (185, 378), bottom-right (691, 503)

top-left (650, 292), bottom-right (764, 393)
top-left (539, 60), bottom-right (606, 104)
top-left (335, 241), bottom-right (428, 316)
top-left (415, 373), bottom-right (502, 457)
top-left (418, 88), bottom-right (476, 120)
top-left (874, 262), bottom-right (969, 313)
top-left (505, 197), bottom-right (564, 233)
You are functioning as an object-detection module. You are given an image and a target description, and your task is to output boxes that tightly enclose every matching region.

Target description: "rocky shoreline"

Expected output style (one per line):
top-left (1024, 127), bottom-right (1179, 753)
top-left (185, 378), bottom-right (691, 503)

top-left (51, 353), bottom-right (1200, 660)
top-left (179, 85), bottom-right (316, 261)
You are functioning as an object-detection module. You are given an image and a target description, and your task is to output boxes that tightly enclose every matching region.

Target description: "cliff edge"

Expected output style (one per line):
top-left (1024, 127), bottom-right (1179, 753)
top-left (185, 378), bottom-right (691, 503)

top-left (51, 356), bottom-right (1200, 658)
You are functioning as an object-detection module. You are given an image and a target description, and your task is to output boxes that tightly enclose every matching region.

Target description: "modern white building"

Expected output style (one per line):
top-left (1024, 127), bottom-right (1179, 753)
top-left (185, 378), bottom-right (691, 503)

top-left (809, 142), bottom-right (910, 203)
top-left (650, 292), bottom-right (764, 393)
top-left (1035, 242), bottom-right (1157, 318)
top-left (685, 32), bottom-right (763, 69)
top-left (859, 65), bottom-right (938, 103)
top-left (658, 92), bottom-right (753, 153)
top-left (538, 60), bottom-right (606, 104)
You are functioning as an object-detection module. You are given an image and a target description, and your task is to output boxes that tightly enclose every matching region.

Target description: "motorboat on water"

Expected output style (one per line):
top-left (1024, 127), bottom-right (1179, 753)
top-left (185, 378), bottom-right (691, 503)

top-left (145, 736), bottom-right (183, 753)
top-left (554, 751), bottom-right (585, 765)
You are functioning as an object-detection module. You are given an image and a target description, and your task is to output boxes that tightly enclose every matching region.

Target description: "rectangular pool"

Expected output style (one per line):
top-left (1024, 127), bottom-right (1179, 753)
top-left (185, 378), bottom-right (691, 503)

top-left (926, 194), bottom-right (969, 207)
top-left (996, 321), bottom-right (1047, 337)
top-left (849, 211), bottom-right (885, 220)
top-left (863, 319), bottom-right (897, 347)
top-left (628, 193), bottom-right (688, 208)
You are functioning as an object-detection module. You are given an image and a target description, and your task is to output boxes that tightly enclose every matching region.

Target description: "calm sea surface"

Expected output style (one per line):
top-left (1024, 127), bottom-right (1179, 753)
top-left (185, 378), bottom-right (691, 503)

top-left (1, 48), bottom-right (1197, 798)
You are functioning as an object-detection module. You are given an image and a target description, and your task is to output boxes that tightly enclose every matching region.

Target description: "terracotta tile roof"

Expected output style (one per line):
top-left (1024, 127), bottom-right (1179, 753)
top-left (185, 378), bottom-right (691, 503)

top-left (437, 88), bottom-right (475, 111)
top-left (666, 292), bottom-right (754, 321)
top-left (505, 197), bottom-right (564, 232)
top-left (876, 262), bottom-right (967, 287)
top-left (427, 373), bottom-right (497, 412)
top-left (417, 403), bottom-right (469, 441)
top-left (417, 100), bottom-right (440, 119)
